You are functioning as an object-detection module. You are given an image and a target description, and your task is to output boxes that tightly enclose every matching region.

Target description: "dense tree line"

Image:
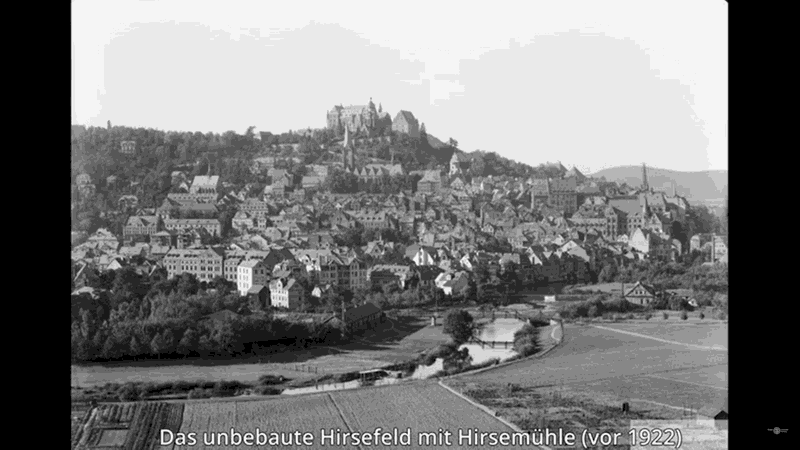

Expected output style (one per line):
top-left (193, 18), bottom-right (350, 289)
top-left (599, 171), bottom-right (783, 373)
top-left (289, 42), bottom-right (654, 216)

top-left (465, 151), bottom-right (541, 179)
top-left (71, 268), bottom-right (342, 364)
top-left (324, 169), bottom-right (359, 193)
top-left (589, 255), bottom-right (728, 294)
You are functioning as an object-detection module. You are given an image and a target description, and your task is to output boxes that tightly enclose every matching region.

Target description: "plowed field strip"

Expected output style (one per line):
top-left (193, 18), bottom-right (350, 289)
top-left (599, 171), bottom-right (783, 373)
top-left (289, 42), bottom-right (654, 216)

top-left (330, 383), bottom-right (536, 450)
top-left (327, 393), bottom-right (364, 450)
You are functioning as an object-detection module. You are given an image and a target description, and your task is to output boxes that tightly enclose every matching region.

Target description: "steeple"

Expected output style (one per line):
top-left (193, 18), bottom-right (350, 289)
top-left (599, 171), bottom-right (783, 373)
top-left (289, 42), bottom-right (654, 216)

top-left (641, 163), bottom-right (649, 192)
top-left (349, 146), bottom-right (355, 170)
top-left (343, 127), bottom-right (351, 170)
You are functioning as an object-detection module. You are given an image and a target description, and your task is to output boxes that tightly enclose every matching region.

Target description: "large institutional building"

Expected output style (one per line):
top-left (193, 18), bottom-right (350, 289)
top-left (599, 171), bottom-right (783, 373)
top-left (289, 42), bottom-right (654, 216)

top-left (326, 99), bottom-right (420, 138)
top-left (326, 98), bottom-right (392, 135)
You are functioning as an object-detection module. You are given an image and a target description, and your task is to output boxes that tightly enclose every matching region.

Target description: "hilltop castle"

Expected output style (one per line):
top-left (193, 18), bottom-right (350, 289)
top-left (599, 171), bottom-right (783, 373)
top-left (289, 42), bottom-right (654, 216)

top-left (326, 98), bottom-right (392, 135)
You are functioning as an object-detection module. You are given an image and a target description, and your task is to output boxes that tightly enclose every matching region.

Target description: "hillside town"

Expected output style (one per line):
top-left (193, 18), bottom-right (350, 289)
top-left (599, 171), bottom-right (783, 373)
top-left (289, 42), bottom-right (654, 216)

top-left (72, 104), bottom-right (727, 308)
top-left (70, 5), bottom-right (731, 445)
top-left (70, 100), bottom-right (728, 362)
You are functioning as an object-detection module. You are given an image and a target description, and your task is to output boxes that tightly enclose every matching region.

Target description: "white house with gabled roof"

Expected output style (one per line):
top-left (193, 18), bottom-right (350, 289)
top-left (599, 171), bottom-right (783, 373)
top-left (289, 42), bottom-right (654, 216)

top-left (237, 259), bottom-right (269, 296)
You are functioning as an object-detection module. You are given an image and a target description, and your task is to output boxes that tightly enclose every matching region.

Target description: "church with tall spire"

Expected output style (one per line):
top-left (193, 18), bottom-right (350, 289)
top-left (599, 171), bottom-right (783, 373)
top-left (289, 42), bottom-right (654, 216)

top-left (342, 126), bottom-right (355, 171)
top-left (641, 162), bottom-right (649, 192)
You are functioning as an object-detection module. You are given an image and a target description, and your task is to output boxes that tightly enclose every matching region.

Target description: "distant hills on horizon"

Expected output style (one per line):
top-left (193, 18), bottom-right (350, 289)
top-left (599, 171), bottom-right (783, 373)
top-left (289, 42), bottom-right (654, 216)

top-left (590, 165), bottom-right (727, 204)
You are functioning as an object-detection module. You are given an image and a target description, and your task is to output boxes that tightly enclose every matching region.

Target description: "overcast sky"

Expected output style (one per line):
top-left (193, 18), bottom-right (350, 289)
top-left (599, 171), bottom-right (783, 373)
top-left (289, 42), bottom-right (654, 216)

top-left (72, 0), bottom-right (727, 174)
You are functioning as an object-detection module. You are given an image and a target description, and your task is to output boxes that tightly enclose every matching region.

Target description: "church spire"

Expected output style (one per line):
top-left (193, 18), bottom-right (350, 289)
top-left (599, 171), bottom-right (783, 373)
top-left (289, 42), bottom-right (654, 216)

top-left (641, 162), bottom-right (649, 191)
top-left (343, 127), bottom-right (351, 170)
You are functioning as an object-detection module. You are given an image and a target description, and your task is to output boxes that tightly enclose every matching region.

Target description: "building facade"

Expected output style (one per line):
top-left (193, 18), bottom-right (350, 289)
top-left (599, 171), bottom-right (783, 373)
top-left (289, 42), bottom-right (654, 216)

top-left (269, 277), bottom-right (304, 309)
top-left (417, 170), bottom-right (444, 194)
top-left (163, 247), bottom-right (225, 282)
top-left (549, 178), bottom-right (578, 216)
top-left (237, 259), bottom-right (270, 296)
top-left (326, 98), bottom-right (391, 135)
top-left (163, 218), bottom-right (222, 236)
top-left (391, 110), bottom-right (420, 138)
top-left (120, 140), bottom-right (137, 155)
top-left (530, 178), bottom-right (550, 208)
top-left (123, 215), bottom-right (161, 242)
top-left (189, 175), bottom-right (220, 201)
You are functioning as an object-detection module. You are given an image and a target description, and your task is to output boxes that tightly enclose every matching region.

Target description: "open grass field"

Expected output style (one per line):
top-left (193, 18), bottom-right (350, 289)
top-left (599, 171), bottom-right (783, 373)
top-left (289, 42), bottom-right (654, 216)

top-left (444, 378), bottom-right (709, 446)
top-left (73, 359), bottom-right (323, 388)
top-left (164, 382), bottom-right (533, 450)
top-left (449, 323), bottom-right (728, 418)
top-left (594, 321), bottom-right (727, 350)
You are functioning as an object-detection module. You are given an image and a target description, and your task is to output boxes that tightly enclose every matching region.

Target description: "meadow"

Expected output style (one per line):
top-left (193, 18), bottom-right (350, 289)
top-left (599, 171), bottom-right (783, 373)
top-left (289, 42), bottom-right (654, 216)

top-left (447, 322), bottom-right (728, 428)
top-left (595, 321), bottom-right (728, 349)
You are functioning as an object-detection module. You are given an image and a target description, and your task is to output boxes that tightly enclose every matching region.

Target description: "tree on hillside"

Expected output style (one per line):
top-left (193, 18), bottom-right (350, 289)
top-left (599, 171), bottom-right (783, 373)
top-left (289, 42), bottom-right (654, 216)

top-left (469, 153), bottom-right (486, 177)
top-left (325, 168), bottom-right (359, 194)
top-left (686, 204), bottom-right (721, 237)
top-left (447, 138), bottom-right (458, 149)
top-left (419, 123), bottom-right (428, 147)
top-left (112, 266), bottom-right (143, 296)
top-left (298, 140), bottom-right (324, 165)
top-left (442, 309), bottom-right (475, 345)
top-left (721, 195), bottom-right (728, 235)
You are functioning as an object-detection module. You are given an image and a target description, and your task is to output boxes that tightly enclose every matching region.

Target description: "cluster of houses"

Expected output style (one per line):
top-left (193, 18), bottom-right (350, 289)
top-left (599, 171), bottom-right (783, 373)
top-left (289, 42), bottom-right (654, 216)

top-left (72, 146), bottom-right (727, 312)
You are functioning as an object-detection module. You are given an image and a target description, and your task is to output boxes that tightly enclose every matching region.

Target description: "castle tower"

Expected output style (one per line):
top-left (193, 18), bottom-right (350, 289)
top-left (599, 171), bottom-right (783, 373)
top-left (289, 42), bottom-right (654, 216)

top-left (641, 163), bottom-right (649, 191)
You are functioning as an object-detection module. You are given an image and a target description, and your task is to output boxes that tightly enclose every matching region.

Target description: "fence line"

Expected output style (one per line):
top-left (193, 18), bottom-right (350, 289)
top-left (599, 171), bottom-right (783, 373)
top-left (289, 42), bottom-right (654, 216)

top-left (276, 363), bottom-right (323, 374)
top-left (468, 336), bottom-right (514, 349)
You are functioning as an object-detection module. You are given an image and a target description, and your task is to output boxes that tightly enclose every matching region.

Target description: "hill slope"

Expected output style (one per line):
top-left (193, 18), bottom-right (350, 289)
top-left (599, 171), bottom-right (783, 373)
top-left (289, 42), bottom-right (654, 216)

top-left (590, 166), bottom-right (728, 203)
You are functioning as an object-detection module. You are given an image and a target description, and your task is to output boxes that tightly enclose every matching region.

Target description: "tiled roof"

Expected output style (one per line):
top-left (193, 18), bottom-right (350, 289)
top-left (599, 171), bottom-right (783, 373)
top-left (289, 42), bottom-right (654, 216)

top-left (126, 215), bottom-right (159, 227)
top-left (247, 284), bottom-right (267, 294)
top-left (343, 302), bottom-right (382, 323)
top-left (420, 170), bottom-right (442, 182)
top-left (394, 110), bottom-right (417, 125)
top-left (608, 198), bottom-right (642, 216)
top-left (192, 175), bottom-right (220, 187)
top-left (239, 259), bottom-right (264, 269)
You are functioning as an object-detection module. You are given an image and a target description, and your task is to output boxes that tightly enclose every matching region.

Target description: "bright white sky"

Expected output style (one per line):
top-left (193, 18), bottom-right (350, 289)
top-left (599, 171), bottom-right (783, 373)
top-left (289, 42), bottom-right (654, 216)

top-left (72, 0), bottom-right (727, 174)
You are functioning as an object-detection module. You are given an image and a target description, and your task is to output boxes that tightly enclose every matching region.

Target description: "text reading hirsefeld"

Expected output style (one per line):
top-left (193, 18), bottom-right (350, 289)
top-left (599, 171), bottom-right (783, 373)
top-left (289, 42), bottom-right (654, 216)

top-left (160, 427), bottom-right (625, 447)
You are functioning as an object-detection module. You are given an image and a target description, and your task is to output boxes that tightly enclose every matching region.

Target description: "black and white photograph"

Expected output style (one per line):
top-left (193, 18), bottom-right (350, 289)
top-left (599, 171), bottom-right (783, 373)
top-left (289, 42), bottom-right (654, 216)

top-left (71, 1), bottom-right (728, 448)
